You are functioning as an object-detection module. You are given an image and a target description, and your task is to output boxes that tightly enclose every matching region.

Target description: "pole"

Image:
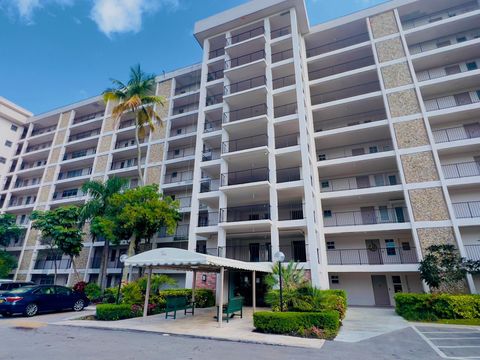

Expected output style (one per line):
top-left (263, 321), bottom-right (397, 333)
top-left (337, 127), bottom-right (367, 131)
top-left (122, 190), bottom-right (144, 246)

top-left (278, 261), bottom-right (283, 312)
top-left (192, 270), bottom-right (197, 313)
top-left (116, 265), bottom-right (125, 305)
top-left (252, 270), bottom-right (256, 313)
top-left (143, 267), bottom-right (152, 318)
top-left (218, 267), bottom-right (224, 328)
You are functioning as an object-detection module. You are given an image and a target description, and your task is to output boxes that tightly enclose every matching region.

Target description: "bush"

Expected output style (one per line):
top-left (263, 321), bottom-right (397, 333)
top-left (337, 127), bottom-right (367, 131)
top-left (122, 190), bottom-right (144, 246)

top-left (96, 304), bottom-right (137, 321)
top-left (102, 287), bottom-right (118, 304)
top-left (157, 289), bottom-right (215, 308)
top-left (395, 293), bottom-right (480, 321)
top-left (121, 282), bottom-right (143, 305)
top-left (73, 281), bottom-right (87, 293)
top-left (253, 311), bottom-right (340, 339)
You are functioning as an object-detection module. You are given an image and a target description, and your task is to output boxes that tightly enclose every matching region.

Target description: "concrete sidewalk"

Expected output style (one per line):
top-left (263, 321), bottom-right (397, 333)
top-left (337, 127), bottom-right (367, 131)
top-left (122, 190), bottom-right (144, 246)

top-left (54, 307), bottom-right (325, 349)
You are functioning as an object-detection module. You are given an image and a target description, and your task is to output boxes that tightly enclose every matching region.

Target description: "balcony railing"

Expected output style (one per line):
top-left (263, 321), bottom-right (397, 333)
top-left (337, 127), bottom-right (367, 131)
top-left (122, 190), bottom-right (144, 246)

top-left (14, 178), bottom-right (40, 189)
top-left (222, 134), bottom-right (268, 153)
top-left (224, 75), bottom-right (266, 95)
top-left (207, 69), bottom-right (224, 82)
top-left (111, 158), bottom-right (145, 171)
top-left (309, 55), bottom-right (375, 81)
top-left (200, 178), bottom-right (220, 193)
top-left (277, 167), bottom-right (301, 183)
top-left (306, 33), bottom-right (370, 58)
top-left (320, 172), bottom-right (400, 192)
top-left (314, 108), bottom-right (386, 132)
top-left (409, 28), bottom-right (480, 55)
top-left (206, 93), bottom-right (223, 107)
top-left (167, 147), bottom-right (195, 160)
top-left (158, 224), bottom-right (189, 240)
top-left (202, 242), bottom-right (306, 262)
top-left (73, 111), bottom-right (105, 125)
top-left (119, 119), bottom-right (135, 129)
top-left (317, 139), bottom-right (393, 161)
top-left (26, 142), bottom-right (51, 153)
top-left (172, 102), bottom-right (199, 116)
top-left (425, 91), bottom-right (480, 111)
top-left (164, 171), bottom-right (193, 184)
top-left (52, 189), bottom-right (84, 200)
top-left (63, 149), bottom-right (96, 161)
top-left (274, 103), bottom-right (297, 118)
top-left (324, 207), bottom-right (408, 227)
top-left (271, 48), bottom-right (293, 63)
top-left (170, 124), bottom-right (197, 137)
top-left (452, 201), bottom-right (480, 218)
top-left (225, 50), bottom-right (265, 69)
top-left (202, 148), bottom-right (221, 161)
top-left (402, 1), bottom-right (479, 30)
top-left (58, 168), bottom-right (92, 180)
top-left (209, 47), bottom-right (225, 59)
top-left (327, 247), bottom-right (418, 265)
top-left (273, 74), bottom-right (296, 89)
top-left (311, 80), bottom-right (381, 105)
top-left (275, 133), bottom-right (299, 149)
top-left (91, 256), bottom-right (123, 269)
top-left (442, 161), bottom-right (480, 179)
top-left (223, 104), bottom-right (267, 123)
top-left (271, 25), bottom-right (291, 39)
top-left (34, 258), bottom-right (72, 270)
top-left (204, 119), bottom-right (222, 133)
top-left (198, 211), bottom-right (219, 227)
top-left (465, 244), bottom-right (480, 260)
top-left (68, 129), bottom-right (101, 142)
top-left (19, 160), bottom-right (47, 171)
top-left (417, 59), bottom-right (479, 82)
top-left (220, 204), bottom-right (271, 223)
top-left (434, 123), bottom-right (480, 143)
top-left (278, 203), bottom-right (304, 221)
top-left (31, 126), bottom-right (57, 137)
top-left (221, 167), bottom-right (269, 186)
top-left (175, 82), bottom-right (200, 96)
top-left (227, 26), bottom-right (264, 45)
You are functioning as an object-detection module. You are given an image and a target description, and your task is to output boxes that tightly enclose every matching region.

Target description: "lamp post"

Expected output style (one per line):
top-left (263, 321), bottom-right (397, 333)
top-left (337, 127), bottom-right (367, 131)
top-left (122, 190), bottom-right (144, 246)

top-left (116, 254), bottom-right (129, 305)
top-left (273, 251), bottom-right (285, 312)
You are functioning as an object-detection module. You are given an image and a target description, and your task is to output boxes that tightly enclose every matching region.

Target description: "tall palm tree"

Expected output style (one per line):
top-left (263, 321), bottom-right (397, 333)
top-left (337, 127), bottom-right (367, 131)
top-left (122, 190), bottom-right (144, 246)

top-left (103, 65), bottom-right (165, 185)
top-left (81, 177), bottom-right (128, 290)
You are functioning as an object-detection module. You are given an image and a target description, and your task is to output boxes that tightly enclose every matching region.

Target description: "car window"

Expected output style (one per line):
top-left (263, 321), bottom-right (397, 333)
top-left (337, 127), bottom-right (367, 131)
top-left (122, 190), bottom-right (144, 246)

top-left (35, 286), bottom-right (55, 295)
top-left (55, 286), bottom-right (72, 296)
top-left (0, 284), bottom-right (10, 290)
top-left (9, 286), bottom-right (35, 294)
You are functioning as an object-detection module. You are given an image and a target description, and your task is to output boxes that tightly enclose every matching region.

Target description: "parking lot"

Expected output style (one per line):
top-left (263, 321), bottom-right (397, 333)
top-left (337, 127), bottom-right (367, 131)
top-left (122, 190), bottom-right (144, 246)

top-left (413, 325), bottom-right (480, 359)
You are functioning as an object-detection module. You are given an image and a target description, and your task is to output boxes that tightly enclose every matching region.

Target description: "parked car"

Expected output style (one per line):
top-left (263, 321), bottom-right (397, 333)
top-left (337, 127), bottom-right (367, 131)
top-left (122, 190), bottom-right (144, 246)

top-left (0, 281), bottom-right (35, 294)
top-left (0, 285), bottom-right (89, 317)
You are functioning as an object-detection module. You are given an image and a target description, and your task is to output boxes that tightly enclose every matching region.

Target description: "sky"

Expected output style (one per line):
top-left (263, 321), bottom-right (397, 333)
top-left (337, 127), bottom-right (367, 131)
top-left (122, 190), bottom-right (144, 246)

top-left (0, 0), bottom-right (388, 115)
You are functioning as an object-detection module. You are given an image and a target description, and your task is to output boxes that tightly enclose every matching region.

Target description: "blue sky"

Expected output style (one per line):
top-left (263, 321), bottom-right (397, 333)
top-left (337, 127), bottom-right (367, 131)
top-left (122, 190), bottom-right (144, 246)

top-left (0, 0), bottom-right (388, 114)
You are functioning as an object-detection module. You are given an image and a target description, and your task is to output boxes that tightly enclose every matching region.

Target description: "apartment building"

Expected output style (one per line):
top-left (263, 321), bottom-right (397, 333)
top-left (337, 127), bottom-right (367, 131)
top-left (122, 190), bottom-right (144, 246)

top-left (2, 0), bottom-right (480, 306)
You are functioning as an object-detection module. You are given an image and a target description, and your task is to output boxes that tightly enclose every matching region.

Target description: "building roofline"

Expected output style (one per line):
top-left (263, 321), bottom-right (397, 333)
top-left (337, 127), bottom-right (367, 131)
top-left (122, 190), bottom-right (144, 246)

top-left (0, 97), bottom-right (32, 123)
top-left (155, 63), bottom-right (202, 83)
top-left (29, 95), bottom-right (103, 123)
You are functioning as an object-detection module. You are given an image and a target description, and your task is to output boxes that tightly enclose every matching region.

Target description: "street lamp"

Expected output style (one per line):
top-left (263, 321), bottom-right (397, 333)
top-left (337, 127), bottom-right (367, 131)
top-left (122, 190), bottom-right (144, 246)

top-left (116, 254), bottom-right (129, 305)
top-left (273, 251), bottom-right (285, 312)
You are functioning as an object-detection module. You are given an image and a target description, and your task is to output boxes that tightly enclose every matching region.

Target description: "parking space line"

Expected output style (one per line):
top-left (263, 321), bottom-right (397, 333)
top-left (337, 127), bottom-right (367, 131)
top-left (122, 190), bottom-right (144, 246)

top-left (412, 326), bottom-right (449, 359)
top-left (429, 338), bottom-right (480, 340)
top-left (438, 347), bottom-right (480, 349)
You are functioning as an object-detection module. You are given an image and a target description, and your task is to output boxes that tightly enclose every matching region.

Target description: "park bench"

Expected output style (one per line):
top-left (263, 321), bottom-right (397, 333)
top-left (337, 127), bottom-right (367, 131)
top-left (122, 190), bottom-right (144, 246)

top-left (165, 296), bottom-right (194, 319)
top-left (222, 296), bottom-right (243, 323)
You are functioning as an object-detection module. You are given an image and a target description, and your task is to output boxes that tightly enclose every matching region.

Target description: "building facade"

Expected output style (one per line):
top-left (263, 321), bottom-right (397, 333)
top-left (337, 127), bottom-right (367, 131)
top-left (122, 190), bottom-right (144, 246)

top-left (2, 0), bottom-right (480, 305)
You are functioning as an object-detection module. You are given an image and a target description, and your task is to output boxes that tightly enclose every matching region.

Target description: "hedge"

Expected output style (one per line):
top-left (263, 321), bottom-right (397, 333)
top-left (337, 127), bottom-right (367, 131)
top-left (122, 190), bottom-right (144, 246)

top-left (96, 304), bottom-right (139, 321)
top-left (253, 311), bottom-right (340, 339)
top-left (157, 289), bottom-right (215, 308)
top-left (395, 293), bottom-right (480, 321)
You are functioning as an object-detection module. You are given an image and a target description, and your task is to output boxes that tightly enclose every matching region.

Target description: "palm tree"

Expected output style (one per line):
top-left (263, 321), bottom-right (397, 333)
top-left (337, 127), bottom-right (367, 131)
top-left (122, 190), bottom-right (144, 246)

top-left (81, 177), bottom-right (128, 290)
top-left (103, 64), bottom-right (165, 185)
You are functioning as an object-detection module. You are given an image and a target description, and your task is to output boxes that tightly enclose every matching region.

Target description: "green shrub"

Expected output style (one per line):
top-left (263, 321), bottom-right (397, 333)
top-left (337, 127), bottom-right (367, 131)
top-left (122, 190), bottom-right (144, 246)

top-left (395, 293), bottom-right (480, 321)
top-left (157, 289), bottom-right (215, 308)
top-left (121, 282), bottom-right (143, 305)
top-left (102, 287), bottom-right (118, 304)
top-left (84, 283), bottom-right (102, 302)
top-left (96, 304), bottom-right (138, 321)
top-left (253, 311), bottom-right (340, 339)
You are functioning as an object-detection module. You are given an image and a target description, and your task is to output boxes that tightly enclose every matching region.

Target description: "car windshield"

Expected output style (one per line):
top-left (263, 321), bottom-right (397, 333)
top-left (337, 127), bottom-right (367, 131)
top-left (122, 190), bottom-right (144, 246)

top-left (8, 286), bottom-right (35, 294)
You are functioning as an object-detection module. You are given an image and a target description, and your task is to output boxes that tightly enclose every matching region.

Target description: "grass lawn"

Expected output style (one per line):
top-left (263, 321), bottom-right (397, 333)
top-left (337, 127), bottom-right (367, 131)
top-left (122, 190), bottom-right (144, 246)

top-left (435, 318), bottom-right (480, 326)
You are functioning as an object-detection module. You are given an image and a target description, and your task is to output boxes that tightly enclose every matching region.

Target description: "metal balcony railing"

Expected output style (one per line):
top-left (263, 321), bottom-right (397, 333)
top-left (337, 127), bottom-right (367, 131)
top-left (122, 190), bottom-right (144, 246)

top-left (63, 149), bottom-right (96, 161)
top-left (68, 129), bottom-right (101, 142)
top-left (278, 203), bottom-right (304, 221)
top-left (206, 93), bottom-right (223, 107)
top-left (306, 33), bottom-right (370, 58)
top-left (31, 126), bottom-right (57, 137)
top-left (271, 25), bottom-right (291, 39)
top-left (324, 207), bottom-right (408, 227)
top-left (34, 258), bottom-right (72, 270)
top-left (73, 111), bottom-right (105, 125)
top-left (170, 124), bottom-right (197, 137)
top-left (320, 172), bottom-right (400, 192)
top-left (275, 133), bottom-right (299, 149)
top-left (221, 167), bottom-right (269, 186)
top-left (52, 189), bottom-right (84, 200)
top-left (224, 75), bottom-right (266, 95)
top-left (209, 47), bottom-right (225, 60)
top-left (119, 119), bottom-right (135, 129)
top-left (309, 55), bottom-right (375, 81)
top-left (91, 256), bottom-right (123, 269)
top-left (220, 204), bottom-right (270, 223)
top-left (164, 171), bottom-right (193, 184)
top-left (225, 50), bottom-right (265, 69)
top-left (314, 108), bottom-right (386, 132)
top-left (465, 244), bottom-right (480, 261)
top-left (198, 212), bottom-right (219, 227)
top-left (158, 224), bottom-right (189, 240)
top-left (417, 59), bottom-right (479, 82)
top-left (425, 91), bottom-right (480, 111)
top-left (19, 160), bottom-right (47, 171)
top-left (452, 201), bottom-right (480, 218)
top-left (222, 134), bottom-right (268, 153)
top-left (204, 119), bottom-right (222, 133)
top-left (273, 74), bottom-right (296, 89)
top-left (223, 104), bottom-right (267, 123)
top-left (207, 69), bottom-right (224, 82)
top-left (409, 28), bottom-right (480, 55)
top-left (26, 142), bottom-right (51, 153)
top-left (167, 147), bottom-right (195, 160)
top-left (202, 148), bottom-right (221, 161)
top-left (172, 102), bottom-right (199, 116)
top-left (175, 82), bottom-right (200, 96)
top-left (442, 161), bottom-right (480, 179)
top-left (311, 81), bottom-right (381, 105)
top-left (317, 139), bottom-right (393, 161)
top-left (327, 247), bottom-right (418, 265)
top-left (200, 178), bottom-right (220, 193)
top-left (277, 167), bottom-right (301, 183)
top-left (111, 158), bottom-right (145, 171)
top-left (274, 103), bottom-right (297, 118)
top-left (227, 26), bottom-right (264, 45)
top-left (271, 48), bottom-right (293, 63)
top-left (202, 242), bottom-right (306, 262)
top-left (58, 168), bottom-right (92, 180)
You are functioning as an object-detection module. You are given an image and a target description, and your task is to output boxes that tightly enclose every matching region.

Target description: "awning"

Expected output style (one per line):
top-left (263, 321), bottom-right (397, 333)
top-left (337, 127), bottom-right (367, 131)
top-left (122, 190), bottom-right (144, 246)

top-left (124, 247), bottom-right (272, 273)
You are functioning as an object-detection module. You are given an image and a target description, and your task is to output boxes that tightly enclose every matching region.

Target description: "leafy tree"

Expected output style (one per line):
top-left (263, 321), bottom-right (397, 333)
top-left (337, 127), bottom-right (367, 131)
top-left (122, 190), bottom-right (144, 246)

top-left (30, 206), bottom-right (84, 284)
top-left (0, 214), bottom-right (23, 248)
top-left (80, 177), bottom-right (128, 290)
top-left (0, 251), bottom-right (17, 278)
top-left (103, 65), bottom-right (166, 185)
top-left (419, 244), bottom-right (480, 293)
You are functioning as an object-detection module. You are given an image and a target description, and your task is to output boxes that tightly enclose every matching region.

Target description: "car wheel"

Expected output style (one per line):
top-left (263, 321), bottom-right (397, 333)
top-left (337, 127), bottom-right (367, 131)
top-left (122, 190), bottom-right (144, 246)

top-left (73, 299), bottom-right (85, 312)
top-left (24, 303), bottom-right (38, 317)
top-left (1, 312), bottom-right (12, 317)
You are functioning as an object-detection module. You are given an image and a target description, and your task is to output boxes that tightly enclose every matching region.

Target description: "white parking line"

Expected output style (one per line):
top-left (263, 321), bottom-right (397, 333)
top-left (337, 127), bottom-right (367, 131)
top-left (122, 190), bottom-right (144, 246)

top-left (430, 338), bottom-right (480, 341)
top-left (412, 326), bottom-right (450, 359)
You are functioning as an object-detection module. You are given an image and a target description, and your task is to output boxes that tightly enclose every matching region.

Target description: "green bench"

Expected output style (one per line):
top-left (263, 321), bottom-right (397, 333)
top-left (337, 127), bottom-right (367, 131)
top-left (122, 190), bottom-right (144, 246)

top-left (165, 296), bottom-right (195, 319)
top-left (221, 297), bottom-right (244, 323)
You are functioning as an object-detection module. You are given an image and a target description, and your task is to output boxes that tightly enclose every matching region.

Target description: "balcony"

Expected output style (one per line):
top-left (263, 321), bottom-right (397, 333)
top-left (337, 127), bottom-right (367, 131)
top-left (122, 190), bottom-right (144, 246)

top-left (170, 124), bottom-right (197, 137)
top-left (324, 207), bottom-right (409, 227)
top-left (30, 126), bottom-right (57, 137)
top-left (63, 148), bottom-right (96, 161)
top-left (223, 104), bottom-right (267, 123)
top-left (433, 123), bottom-right (480, 143)
top-left (278, 203), bottom-right (304, 221)
top-left (417, 59), bottom-right (479, 81)
top-left (224, 76), bottom-right (266, 95)
top-left (175, 82), bottom-right (200, 96)
top-left (68, 129), bottom-right (101, 142)
top-left (209, 47), bottom-right (225, 60)
top-left (73, 111), bottom-right (104, 125)
top-left (409, 28), bottom-right (480, 55)
top-left (272, 48), bottom-right (293, 63)
top-left (275, 133), bottom-right (299, 149)
top-left (202, 148), bottom-right (221, 162)
top-left (226, 26), bottom-right (264, 46)
top-left (317, 139), bottom-right (393, 162)
top-left (452, 201), bottom-right (480, 218)
top-left (225, 50), bottom-right (265, 70)
top-left (222, 134), bottom-right (268, 154)
top-left (52, 189), bottom-right (84, 200)
top-left (204, 119), bottom-right (222, 133)
top-left (465, 244), bottom-right (480, 260)
top-left (220, 167), bottom-right (269, 187)
top-left (271, 25), bottom-right (291, 40)
top-left (34, 258), bottom-right (72, 270)
top-left (111, 158), bottom-right (145, 171)
top-left (274, 103), bottom-right (297, 118)
top-left (158, 224), bottom-right (189, 240)
top-left (320, 172), bottom-right (400, 192)
top-left (115, 138), bottom-right (145, 150)
top-left (327, 247), bottom-right (418, 265)
top-left (273, 74), bottom-right (296, 90)
top-left (443, 161), bottom-right (480, 179)
top-left (277, 167), bottom-right (301, 183)
top-left (200, 178), bottom-right (220, 193)
top-left (8, 196), bottom-right (36, 207)
top-left (207, 69), bottom-right (224, 82)
top-left (167, 147), bottom-right (195, 160)
top-left (58, 167), bottom-right (92, 180)
top-left (164, 170), bottom-right (193, 184)
top-left (172, 102), bottom-right (199, 116)
top-left (19, 160), bottom-right (47, 171)
top-left (309, 55), bottom-right (375, 81)
top-left (205, 93), bottom-right (223, 107)
top-left (311, 81), bottom-right (381, 106)
top-left (306, 33), bottom-right (370, 58)
top-left (25, 142), bottom-right (51, 153)
top-left (220, 204), bottom-right (270, 223)
top-left (14, 178), bottom-right (40, 189)
top-left (424, 90), bottom-right (480, 111)
top-left (314, 108), bottom-right (386, 132)
top-left (202, 242), bottom-right (306, 262)
top-left (91, 256), bottom-right (123, 269)
top-left (198, 211), bottom-right (219, 227)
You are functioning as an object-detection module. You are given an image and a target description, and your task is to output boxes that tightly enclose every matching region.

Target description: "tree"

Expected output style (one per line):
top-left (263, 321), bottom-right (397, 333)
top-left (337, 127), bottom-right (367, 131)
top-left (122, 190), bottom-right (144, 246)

top-left (103, 65), bottom-right (166, 186)
top-left (419, 244), bottom-right (480, 293)
top-left (80, 177), bottom-right (128, 290)
top-left (0, 251), bottom-right (17, 278)
top-left (30, 206), bottom-right (84, 284)
top-left (0, 214), bottom-right (23, 248)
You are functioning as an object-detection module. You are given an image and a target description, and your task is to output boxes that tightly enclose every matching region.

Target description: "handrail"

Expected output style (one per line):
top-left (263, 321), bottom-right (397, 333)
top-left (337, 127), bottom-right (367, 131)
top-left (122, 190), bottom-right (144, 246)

top-left (209, 47), bottom-right (225, 59)
top-left (274, 102), bottom-right (297, 118)
top-left (306, 33), bottom-right (370, 58)
top-left (198, 211), bottom-right (219, 227)
top-left (226, 26), bottom-right (264, 45)
top-left (323, 207), bottom-right (409, 227)
top-left (219, 204), bottom-right (271, 223)
top-left (221, 167), bottom-right (269, 186)
top-left (223, 103), bottom-right (267, 123)
top-left (417, 58), bottom-right (479, 82)
top-left (452, 201), bottom-right (480, 218)
top-left (309, 55), bottom-right (375, 81)
top-left (207, 69), bottom-right (224, 82)
top-left (320, 172), bottom-right (399, 192)
top-left (433, 123), bottom-right (480, 143)
top-left (204, 119), bottom-right (222, 132)
top-left (425, 90), bottom-right (480, 111)
top-left (222, 134), bottom-right (268, 153)
top-left (327, 247), bottom-right (418, 265)
top-left (277, 167), bottom-right (301, 183)
top-left (278, 203), bottom-right (304, 220)
top-left (271, 48), bottom-right (293, 63)
top-left (273, 74), bottom-right (296, 89)
top-left (225, 50), bottom-right (265, 69)
top-left (317, 138), bottom-right (393, 161)
top-left (224, 75), bottom-right (266, 95)
top-left (442, 161), bottom-right (480, 179)
top-left (410, 27), bottom-right (480, 55)
top-left (275, 133), bottom-right (299, 148)
top-left (271, 25), bottom-right (291, 39)
top-left (311, 80), bottom-right (381, 105)
top-left (314, 108), bottom-right (386, 132)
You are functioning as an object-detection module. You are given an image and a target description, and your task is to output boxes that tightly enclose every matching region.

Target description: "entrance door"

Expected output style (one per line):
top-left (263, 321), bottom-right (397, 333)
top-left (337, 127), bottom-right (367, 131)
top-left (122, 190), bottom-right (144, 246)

top-left (464, 123), bottom-right (480, 139)
top-left (249, 243), bottom-right (260, 262)
top-left (292, 241), bottom-right (307, 262)
top-left (361, 206), bottom-right (376, 224)
top-left (371, 275), bottom-right (390, 306)
top-left (395, 207), bottom-right (406, 223)
top-left (365, 239), bottom-right (382, 264)
top-left (229, 271), bottom-right (267, 307)
top-left (356, 176), bottom-right (370, 189)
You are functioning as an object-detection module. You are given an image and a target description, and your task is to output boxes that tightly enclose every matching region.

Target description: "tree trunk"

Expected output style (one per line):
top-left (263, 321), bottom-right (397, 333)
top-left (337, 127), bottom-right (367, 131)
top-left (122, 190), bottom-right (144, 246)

top-left (49, 246), bottom-right (58, 285)
top-left (135, 124), bottom-right (144, 186)
top-left (123, 237), bottom-right (136, 283)
top-left (98, 239), bottom-right (110, 291)
top-left (71, 256), bottom-right (80, 284)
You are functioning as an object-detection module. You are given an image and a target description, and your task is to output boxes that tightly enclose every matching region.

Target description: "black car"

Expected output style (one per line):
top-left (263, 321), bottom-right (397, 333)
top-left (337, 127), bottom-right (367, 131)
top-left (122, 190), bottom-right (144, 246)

top-left (0, 281), bottom-right (35, 295)
top-left (0, 285), bottom-right (89, 317)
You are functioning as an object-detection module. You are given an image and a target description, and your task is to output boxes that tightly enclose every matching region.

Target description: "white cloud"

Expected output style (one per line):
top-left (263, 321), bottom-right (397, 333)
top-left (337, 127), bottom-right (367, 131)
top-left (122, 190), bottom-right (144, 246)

top-left (90, 0), bottom-right (179, 37)
top-left (1, 0), bottom-right (73, 23)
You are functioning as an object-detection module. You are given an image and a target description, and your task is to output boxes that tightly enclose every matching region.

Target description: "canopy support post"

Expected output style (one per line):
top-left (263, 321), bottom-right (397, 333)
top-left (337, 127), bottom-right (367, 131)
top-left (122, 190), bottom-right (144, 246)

top-left (218, 266), bottom-right (224, 328)
top-left (252, 270), bottom-right (256, 313)
top-left (143, 267), bottom-right (152, 318)
top-left (192, 270), bottom-right (197, 305)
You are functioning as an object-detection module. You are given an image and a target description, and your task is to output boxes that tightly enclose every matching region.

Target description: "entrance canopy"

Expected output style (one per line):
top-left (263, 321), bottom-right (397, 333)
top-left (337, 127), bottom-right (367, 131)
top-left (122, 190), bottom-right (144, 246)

top-left (124, 247), bottom-right (272, 273)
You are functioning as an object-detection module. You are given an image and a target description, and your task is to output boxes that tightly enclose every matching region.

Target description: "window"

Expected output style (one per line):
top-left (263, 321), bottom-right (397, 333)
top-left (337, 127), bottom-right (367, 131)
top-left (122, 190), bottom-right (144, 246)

top-left (330, 275), bottom-right (339, 284)
top-left (321, 181), bottom-right (330, 188)
top-left (392, 276), bottom-right (403, 293)
top-left (323, 210), bottom-right (332, 218)
top-left (385, 239), bottom-right (396, 256)
top-left (5, 140), bottom-right (12, 147)
top-left (466, 62), bottom-right (478, 71)
top-left (10, 124), bottom-right (18, 132)
top-left (174, 149), bottom-right (180, 156)
top-left (456, 36), bottom-right (467, 43)
top-left (369, 146), bottom-right (378, 153)
top-left (388, 175), bottom-right (397, 185)
top-left (326, 241), bottom-right (335, 250)
top-left (110, 249), bottom-right (117, 262)
top-left (55, 286), bottom-right (72, 296)
top-left (176, 128), bottom-right (182, 135)
top-left (0, 157), bottom-right (6, 164)
top-left (379, 206), bottom-right (390, 221)
top-left (401, 242), bottom-right (411, 251)
top-left (172, 172), bottom-right (178, 178)
top-left (35, 286), bottom-right (55, 295)
top-left (318, 154), bottom-right (326, 161)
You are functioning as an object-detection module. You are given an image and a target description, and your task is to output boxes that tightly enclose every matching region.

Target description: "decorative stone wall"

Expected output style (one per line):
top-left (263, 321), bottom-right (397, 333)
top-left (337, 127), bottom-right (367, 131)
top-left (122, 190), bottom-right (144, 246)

top-left (26, 229), bottom-right (39, 246)
top-left (49, 148), bottom-right (61, 164)
top-left (149, 143), bottom-right (164, 163)
top-left (15, 274), bottom-right (27, 281)
top-left (19, 250), bottom-right (33, 271)
top-left (59, 112), bottom-right (71, 128)
top-left (37, 186), bottom-right (52, 203)
top-left (43, 166), bottom-right (56, 183)
top-left (195, 272), bottom-right (217, 291)
top-left (155, 79), bottom-right (172, 125)
top-left (394, 119), bottom-right (429, 148)
top-left (156, 79), bottom-right (172, 98)
top-left (409, 187), bottom-right (450, 221)
top-left (151, 125), bottom-right (166, 141)
top-left (417, 227), bottom-right (456, 252)
top-left (375, 37), bottom-right (405, 63)
top-left (401, 151), bottom-right (439, 183)
top-left (370, 11), bottom-right (399, 39)
top-left (387, 89), bottom-right (421, 117)
top-left (98, 135), bottom-right (112, 153)
top-left (381, 62), bottom-right (412, 89)
top-left (54, 129), bottom-right (67, 146)
top-left (94, 155), bottom-right (109, 173)
top-left (75, 248), bottom-right (91, 269)
top-left (102, 116), bottom-right (116, 132)
top-left (146, 166), bottom-right (162, 185)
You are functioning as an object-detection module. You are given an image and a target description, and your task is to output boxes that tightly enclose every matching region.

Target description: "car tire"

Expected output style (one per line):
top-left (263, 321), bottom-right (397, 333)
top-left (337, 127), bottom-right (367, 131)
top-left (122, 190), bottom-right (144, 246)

top-left (1, 312), bottom-right (12, 317)
top-left (73, 299), bottom-right (85, 312)
top-left (24, 303), bottom-right (38, 317)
